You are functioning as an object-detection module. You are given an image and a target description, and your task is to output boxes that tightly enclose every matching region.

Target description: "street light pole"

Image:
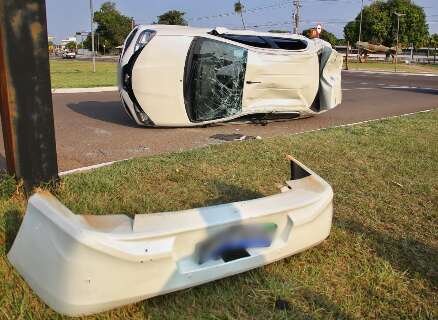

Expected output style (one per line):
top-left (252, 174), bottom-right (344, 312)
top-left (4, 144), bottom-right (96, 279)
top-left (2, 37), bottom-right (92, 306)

top-left (90, 0), bottom-right (95, 73)
top-left (394, 12), bottom-right (405, 73)
top-left (357, 0), bottom-right (364, 62)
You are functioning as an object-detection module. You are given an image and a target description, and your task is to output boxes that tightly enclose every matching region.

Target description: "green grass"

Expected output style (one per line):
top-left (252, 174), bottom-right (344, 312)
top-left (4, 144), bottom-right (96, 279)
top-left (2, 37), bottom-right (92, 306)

top-left (50, 60), bottom-right (117, 88)
top-left (345, 61), bottom-right (438, 73)
top-left (1, 111), bottom-right (437, 319)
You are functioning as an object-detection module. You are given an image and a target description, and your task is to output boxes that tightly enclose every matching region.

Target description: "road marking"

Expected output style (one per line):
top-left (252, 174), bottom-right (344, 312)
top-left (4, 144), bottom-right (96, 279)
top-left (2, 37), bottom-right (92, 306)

top-left (59, 158), bottom-right (131, 176)
top-left (383, 86), bottom-right (438, 92)
top-left (59, 108), bottom-right (437, 176)
top-left (52, 86), bottom-right (118, 94)
top-left (290, 109), bottom-right (436, 136)
top-left (343, 70), bottom-right (438, 77)
top-left (343, 87), bottom-right (375, 91)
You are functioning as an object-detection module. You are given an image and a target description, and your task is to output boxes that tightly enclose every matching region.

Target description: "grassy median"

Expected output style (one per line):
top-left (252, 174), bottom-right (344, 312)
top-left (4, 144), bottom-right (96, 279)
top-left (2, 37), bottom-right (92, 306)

top-left (1, 110), bottom-right (437, 319)
top-left (50, 60), bottom-right (117, 88)
top-left (345, 61), bottom-right (438, 73)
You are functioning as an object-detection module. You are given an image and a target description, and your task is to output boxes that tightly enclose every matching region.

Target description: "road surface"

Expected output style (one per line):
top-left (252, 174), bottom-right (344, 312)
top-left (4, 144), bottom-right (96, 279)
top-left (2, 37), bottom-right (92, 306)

top-left (1, 71), bottom-right (437, 172)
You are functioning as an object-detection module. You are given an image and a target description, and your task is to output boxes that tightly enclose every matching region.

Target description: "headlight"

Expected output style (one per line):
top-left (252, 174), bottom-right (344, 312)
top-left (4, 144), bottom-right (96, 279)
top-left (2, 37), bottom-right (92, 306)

top-left (133, 30), bottom-right (156, 53)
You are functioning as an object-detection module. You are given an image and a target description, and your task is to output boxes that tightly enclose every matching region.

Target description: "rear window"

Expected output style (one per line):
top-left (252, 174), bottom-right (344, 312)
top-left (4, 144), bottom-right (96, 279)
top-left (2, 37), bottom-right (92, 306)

top-left (184, 38), bottom-right (247, 122)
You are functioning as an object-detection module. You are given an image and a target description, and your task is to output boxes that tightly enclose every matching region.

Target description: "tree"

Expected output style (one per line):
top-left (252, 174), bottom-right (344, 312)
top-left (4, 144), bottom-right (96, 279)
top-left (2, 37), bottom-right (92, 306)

top-left (430, 33), bottom-right (438, 62)
top-left (344, 21), bottom-right (358, 45)
top-left (157, 10), bottom-right (187, 25)
top-left (343, 0), bottom-right (429, 48)
top-left (303, 28), bottom-right (338, 46)
top-left (65, 41), bottom-right (76, 51)
top-left (234, 1), bottom-right (246, 30)
top-left (84, 2), bottom-right (132, 52)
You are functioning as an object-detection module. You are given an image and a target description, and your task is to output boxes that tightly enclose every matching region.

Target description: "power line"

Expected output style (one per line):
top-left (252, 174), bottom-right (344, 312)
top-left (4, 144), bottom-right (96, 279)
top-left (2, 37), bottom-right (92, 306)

top-left (187, 1), bottom-right (294, 22)
top-left (134, 1), bottom-right (294, 24)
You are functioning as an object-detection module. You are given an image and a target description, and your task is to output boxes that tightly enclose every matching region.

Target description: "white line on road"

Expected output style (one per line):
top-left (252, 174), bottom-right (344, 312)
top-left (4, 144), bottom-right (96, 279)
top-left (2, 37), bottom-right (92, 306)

top-left (343, 70), bottom-right (438, 77)
top-left (52, 86), bottom-right (118, 94)
top-left (342, 87), bottom-right (375, 91)
top-left (59, 158), bottom-right (131, 176)
top-left (383, 86), bottom-right (438, 92)
top-left (290, 108), bottom-right (436, 136)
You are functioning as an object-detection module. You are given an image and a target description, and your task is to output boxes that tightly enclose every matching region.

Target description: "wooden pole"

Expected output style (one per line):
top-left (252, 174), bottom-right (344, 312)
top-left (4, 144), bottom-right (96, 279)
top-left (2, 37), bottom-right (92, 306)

top-left (0, 0), bottom-right (59, 192)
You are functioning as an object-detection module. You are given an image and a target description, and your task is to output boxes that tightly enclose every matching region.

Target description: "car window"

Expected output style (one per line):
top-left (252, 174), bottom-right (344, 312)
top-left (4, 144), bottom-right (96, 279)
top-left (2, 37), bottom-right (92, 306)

top-left (220, 34), bottom-right (271, 49)
top-left (266, 37), bottom-right (307, 50)
top-left (184, 38), bottom-right (248, 122)
top-left (122, 27), bottom-right (138, 56)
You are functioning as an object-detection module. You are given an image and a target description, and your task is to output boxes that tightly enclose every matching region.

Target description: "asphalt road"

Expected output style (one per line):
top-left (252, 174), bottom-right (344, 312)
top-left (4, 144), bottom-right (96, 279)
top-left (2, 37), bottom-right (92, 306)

top-left (1, 71), bottom-right (437, 172)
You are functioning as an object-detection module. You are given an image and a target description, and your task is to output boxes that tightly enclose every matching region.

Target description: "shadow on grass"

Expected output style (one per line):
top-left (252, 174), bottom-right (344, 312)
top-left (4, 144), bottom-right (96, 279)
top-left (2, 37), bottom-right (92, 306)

top-left (336, 218), bottom-right (438, 288)
top-left (3, 209), bottom-right (22, 254)
top-left (66, 101), bottom-right (139, 128)
top-left (285, 288), bottom-right (354, 320)
top-left (191, 180), bottom-right (265, 207)
top-left (0, 153), bottom-right (6, 172)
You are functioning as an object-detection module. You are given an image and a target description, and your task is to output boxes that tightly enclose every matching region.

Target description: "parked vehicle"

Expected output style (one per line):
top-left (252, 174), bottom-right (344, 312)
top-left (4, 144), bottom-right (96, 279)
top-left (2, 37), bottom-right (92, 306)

top-left (62, 51), bottom-right (76, 59)
top-left (118, 25), bottom-right (343, 127)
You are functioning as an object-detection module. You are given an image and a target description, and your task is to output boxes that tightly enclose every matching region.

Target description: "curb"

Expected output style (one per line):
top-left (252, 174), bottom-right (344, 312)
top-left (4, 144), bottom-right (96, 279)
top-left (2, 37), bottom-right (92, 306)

top-left (52, 86), bottom-right (118, 94)
top-left (59, 108), bottom-right (437, 176)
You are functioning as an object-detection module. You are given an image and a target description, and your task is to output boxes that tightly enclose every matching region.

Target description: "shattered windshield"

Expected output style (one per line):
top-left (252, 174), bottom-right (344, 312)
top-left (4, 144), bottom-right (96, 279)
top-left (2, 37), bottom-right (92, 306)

top-left (184, 38), bottom-right (247, 122)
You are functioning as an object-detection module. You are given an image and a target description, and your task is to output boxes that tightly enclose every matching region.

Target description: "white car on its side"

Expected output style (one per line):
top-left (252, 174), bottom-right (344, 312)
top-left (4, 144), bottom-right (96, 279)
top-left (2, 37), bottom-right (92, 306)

top-left (118, 25), bottom-right (343, 127)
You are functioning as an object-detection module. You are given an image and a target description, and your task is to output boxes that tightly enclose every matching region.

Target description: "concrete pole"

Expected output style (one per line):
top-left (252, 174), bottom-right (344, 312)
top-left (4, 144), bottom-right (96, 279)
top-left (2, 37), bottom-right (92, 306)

top-left (358, 0), bottom-right (364, 63)
top-left (345, 41), bottom-right (349, 70)
top-left (293, 0), bottom-right (301, 34)
top-left (90, 0), bottom-right (95, 73)
top-left (394, 12), bottom-right (405, 73)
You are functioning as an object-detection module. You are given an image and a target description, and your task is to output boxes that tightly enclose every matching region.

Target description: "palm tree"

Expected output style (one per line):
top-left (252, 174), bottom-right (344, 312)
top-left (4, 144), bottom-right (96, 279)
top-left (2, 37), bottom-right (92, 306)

top-left (234, 1), bottom-right (246, 30)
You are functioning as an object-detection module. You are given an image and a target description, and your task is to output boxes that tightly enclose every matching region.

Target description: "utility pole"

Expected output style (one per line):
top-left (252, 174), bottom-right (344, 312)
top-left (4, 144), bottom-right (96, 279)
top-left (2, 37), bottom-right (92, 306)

top-left (131, 17), bottom-right (135, 29)
top-left (357, 0), bottom-right (364, 63)
top-left (293, 0), bottom-right (301, 34)
top-left (90, 0), bottom-right (95, 73)
top-left (0, 0), bottom-right (59, 192)
top-left (394, 12), bottom-right (405, 72)
top-left (345, 41), bottom-right (349, 70)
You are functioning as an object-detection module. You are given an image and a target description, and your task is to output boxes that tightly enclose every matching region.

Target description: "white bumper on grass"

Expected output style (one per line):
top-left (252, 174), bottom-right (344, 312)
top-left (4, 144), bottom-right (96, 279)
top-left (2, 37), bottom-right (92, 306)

top-left (8, 158), bottom-right (333, 316)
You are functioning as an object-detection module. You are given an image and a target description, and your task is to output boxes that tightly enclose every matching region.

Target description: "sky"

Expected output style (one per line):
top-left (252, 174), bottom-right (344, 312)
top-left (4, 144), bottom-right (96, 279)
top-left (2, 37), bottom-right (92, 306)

top-left (46, 0), bottom-right (438, 43)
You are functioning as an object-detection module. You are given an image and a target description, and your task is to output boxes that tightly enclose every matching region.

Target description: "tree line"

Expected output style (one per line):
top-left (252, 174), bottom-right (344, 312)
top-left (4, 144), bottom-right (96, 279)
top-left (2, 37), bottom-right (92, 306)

top-left (81, 1), bottom-right (436, 53)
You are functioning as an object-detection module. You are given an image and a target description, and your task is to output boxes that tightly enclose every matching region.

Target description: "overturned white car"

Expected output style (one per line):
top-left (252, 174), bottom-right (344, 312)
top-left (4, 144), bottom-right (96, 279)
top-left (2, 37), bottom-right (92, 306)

top-left (119, 25), bottom-right (343, 127)
top-left (8, 157), bottom-right (333, 316)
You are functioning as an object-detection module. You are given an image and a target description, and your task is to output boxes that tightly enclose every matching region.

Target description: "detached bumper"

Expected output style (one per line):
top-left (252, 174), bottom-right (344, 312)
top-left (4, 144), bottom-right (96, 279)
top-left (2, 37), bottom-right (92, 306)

top-left (8, 158), bottom-right (333, 316)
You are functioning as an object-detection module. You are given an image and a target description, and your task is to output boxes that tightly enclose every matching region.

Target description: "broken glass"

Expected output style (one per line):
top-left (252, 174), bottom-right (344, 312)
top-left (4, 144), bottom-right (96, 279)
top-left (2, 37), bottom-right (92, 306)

top-left (185, 38), bottom-right (247, 122)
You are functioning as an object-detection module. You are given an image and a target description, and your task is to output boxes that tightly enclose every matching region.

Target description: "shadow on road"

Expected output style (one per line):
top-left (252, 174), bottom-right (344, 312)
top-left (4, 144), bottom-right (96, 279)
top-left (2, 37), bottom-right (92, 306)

top-left (66, 100), bottom-right (139, 128)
